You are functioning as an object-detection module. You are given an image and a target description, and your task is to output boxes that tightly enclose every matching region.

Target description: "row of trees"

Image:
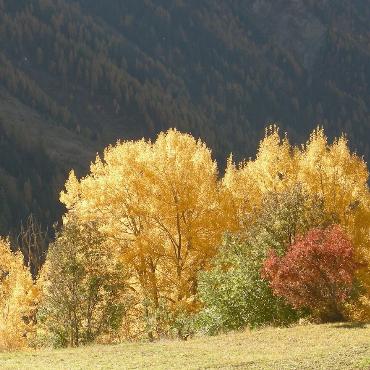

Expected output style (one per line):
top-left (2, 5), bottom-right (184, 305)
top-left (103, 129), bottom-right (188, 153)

top-left (1, 127), bottom-right (369, 349)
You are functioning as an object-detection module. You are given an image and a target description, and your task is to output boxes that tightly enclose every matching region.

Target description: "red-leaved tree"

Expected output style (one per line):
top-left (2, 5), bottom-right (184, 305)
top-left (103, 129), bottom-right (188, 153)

top-left (262, 225), bottom-right (356, 321)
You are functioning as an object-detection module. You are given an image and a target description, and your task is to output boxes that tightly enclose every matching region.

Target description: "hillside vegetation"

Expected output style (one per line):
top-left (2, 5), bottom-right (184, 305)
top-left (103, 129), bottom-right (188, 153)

top-left (1, 0), bottom-right (370, 237)
top-left (0, 324), bottom-right (369, 369)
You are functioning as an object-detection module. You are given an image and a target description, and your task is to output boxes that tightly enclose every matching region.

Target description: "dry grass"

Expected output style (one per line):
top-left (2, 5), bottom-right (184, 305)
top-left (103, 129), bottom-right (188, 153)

top-left (0, 323), bottom-right (369, 369)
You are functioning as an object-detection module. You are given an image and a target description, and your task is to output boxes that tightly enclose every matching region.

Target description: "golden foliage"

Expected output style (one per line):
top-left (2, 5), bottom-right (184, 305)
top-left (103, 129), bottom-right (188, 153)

top-left (61, 129), bottom-right (231, 337)
top-left (1, 125), bottom-right (368, 348)
top-left (60, 126), bottom-right (370, 330)
top-left (223, 125), bottom-right (298, 222)
top-left (0, 238), bottom-right (39, 350)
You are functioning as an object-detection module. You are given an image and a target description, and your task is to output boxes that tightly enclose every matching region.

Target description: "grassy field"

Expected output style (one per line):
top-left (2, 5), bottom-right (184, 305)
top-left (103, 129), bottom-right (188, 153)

top-left (0, 323), bottom-right (369, 369)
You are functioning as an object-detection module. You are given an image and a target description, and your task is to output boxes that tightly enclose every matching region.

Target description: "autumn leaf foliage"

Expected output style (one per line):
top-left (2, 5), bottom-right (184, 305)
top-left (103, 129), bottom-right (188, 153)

top-left (0, 238), bottom-right (39, 350)
top-left (60, 129), bottom-right (232, 339)
top-left (262, 226), bottom-right (356, 321)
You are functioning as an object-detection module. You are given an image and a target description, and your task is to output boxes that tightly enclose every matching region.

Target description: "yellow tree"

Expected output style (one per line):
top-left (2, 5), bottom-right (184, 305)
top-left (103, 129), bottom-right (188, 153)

top-left (61, 129), bottom-right (231, 337)
top-left (61, 139), bottom-right (154, 337)
top-left (298, 128), bottom-right (370, 318)
top-left (223, 125), bottom-right (298, 224)
top-left (0, 238), bottom-right (39, 350)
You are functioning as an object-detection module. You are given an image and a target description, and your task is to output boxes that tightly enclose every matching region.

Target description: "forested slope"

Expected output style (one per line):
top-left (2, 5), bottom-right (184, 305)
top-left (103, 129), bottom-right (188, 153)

top-left (1, 0), bottom-right (370, 237)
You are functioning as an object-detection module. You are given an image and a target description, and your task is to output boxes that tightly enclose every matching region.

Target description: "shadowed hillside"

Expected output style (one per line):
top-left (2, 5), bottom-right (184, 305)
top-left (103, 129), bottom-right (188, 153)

top-left (0, 0), bottom-right (370, 236)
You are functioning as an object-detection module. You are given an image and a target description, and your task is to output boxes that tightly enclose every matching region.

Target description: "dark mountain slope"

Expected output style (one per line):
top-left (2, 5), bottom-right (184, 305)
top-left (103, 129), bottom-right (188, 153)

top-left (0, 0), bottom-right (370, 237)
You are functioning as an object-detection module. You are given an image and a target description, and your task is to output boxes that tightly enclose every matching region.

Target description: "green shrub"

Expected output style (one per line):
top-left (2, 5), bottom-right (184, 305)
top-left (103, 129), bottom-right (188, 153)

top-left (196, 236), bottom-right (299, 335)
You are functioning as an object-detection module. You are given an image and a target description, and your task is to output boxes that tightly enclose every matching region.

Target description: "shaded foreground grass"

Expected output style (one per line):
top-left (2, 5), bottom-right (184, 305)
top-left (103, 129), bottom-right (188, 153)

top-left (0, 323), bottom-right (369, 369)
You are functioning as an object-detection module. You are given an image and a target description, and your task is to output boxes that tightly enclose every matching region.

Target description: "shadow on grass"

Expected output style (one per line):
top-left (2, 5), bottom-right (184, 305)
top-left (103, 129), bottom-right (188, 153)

top-left (333, 322), bottom-right (368, 329)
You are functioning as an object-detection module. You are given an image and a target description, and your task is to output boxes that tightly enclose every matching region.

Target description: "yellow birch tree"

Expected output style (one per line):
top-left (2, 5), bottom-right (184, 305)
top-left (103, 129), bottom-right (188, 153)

top-left (223, 125), bottom-right (298, 224)
top-left (0, 238), bottom-right (39, 350)
top-left (60, 129), bottom-right (231, 338)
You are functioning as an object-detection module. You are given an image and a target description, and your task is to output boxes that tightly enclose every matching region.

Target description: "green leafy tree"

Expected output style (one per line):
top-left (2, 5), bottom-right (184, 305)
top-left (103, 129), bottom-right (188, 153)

top-left (38, 219), bottom-right (132, 347)
top-left (197, 235), bottom-right (298, 335)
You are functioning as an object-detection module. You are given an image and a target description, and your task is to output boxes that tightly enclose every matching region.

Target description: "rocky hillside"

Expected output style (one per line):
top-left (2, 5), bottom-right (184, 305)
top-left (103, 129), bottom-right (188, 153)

top-left (0, 0), bottom-right (370, 237)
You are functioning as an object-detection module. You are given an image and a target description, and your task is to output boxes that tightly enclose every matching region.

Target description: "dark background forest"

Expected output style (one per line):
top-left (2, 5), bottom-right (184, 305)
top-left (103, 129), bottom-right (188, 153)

top-left (0, 0), bottom-right (370, 256)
